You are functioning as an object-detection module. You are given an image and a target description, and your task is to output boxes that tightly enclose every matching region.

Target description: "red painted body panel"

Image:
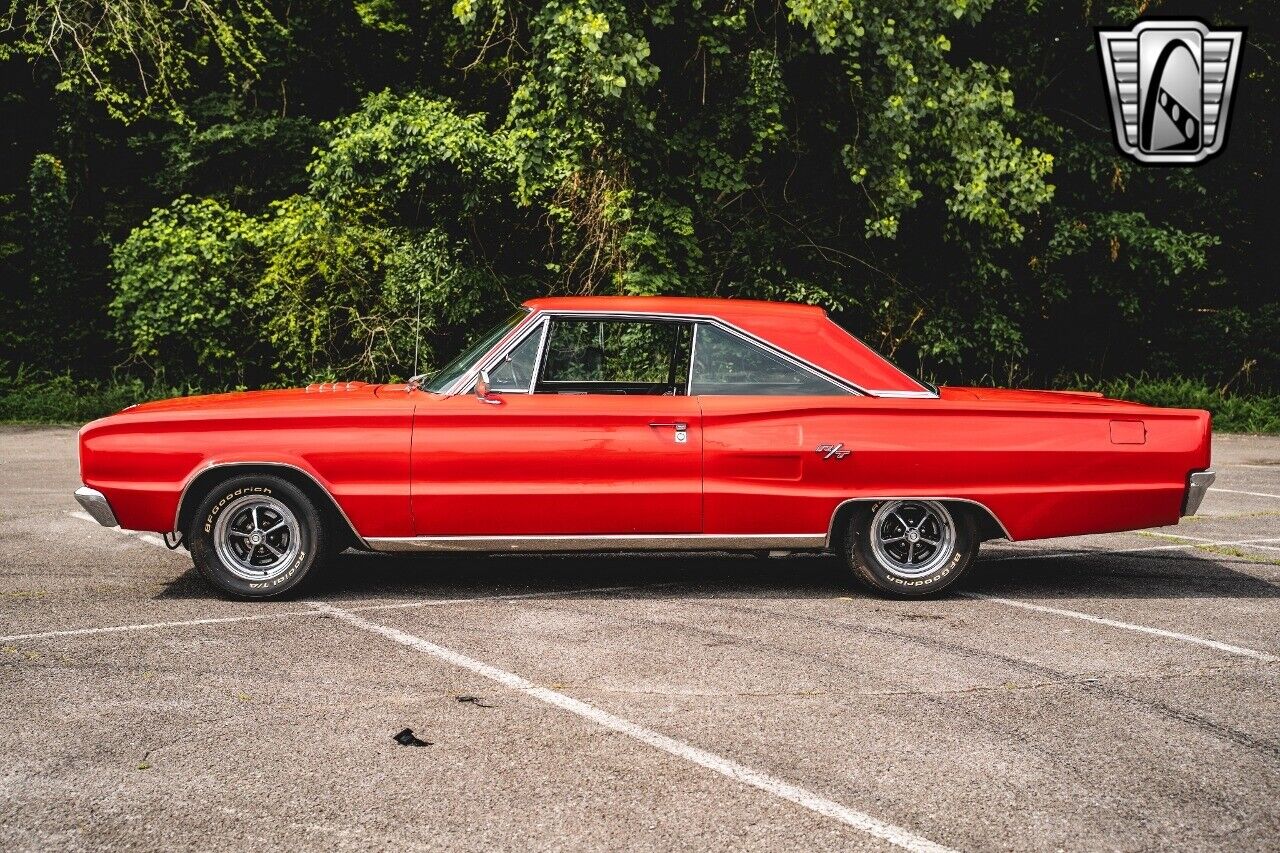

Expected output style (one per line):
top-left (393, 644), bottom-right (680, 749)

top-left (410, 394), bottom-right (701, 535)
top-left (699, 394), bottom-right (1208, 540)
top-left (79, 385), bottom-right (415, 536)
top-left (75, 297), bottom-right (1212, 546)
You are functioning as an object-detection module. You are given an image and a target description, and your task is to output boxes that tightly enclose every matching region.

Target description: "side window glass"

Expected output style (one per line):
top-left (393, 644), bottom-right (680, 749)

top-left (486, 325), bottom-right (542, 392)
top-left (690, 324), bottom-right (850, 396)
top-left (538, 319), bottom-right (692, 394)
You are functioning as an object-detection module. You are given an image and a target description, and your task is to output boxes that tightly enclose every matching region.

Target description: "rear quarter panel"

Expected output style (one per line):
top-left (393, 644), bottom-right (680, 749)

top-left (78, 394), bottom-right (414, 536)
top-left (699, 396), bottom-right (1210, 540)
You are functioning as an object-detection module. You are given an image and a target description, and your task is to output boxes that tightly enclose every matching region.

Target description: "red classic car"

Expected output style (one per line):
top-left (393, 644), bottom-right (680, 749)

top-left (75, 296), bottom-right (1214, 598)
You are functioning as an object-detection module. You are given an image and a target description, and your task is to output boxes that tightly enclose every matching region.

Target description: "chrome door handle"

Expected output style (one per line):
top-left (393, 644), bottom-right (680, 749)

top-left (648, 421), bottom-right (687, 430)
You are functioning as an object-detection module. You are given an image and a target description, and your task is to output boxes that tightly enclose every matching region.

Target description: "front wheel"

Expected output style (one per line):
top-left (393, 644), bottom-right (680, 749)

top-left (187, 475), bottom-right (327, 598)
top-left (843, 500), bottom-right (977, 597)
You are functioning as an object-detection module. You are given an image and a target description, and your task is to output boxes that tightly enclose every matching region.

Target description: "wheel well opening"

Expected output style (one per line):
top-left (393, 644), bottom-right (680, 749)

top-left (827, 499), bottom-right (1008, 552)
top-left (176, 465), bottom-right (363, 550)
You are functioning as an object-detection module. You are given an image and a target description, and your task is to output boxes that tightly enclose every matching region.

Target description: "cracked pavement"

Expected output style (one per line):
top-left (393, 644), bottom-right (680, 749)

top-left (1, 426), bottom-right (1278, 851)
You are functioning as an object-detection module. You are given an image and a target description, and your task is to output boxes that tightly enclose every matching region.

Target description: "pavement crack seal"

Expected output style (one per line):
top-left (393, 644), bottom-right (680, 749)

top-left (309, 601), bottom-right (957, 853)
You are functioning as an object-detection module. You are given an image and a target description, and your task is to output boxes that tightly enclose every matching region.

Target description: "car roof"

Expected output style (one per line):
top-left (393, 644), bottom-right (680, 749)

top-left (520, 295), bottom-right (930, 395)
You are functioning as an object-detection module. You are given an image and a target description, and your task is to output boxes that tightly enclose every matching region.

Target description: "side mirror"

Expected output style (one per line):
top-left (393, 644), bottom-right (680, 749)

top-left (474, 370), bottom-right (501, 405)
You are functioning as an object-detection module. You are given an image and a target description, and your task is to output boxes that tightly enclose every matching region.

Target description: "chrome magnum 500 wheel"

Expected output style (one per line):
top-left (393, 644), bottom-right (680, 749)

top-left (188, 475), bottom-right (326, 598)
top-left (844, 500), bottom-right (977, 596)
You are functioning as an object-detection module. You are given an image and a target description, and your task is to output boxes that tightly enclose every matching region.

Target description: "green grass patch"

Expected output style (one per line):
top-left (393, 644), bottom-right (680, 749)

top-left (0, 370), bottom-right (190, 425)
top-left (1059, 374), bottom-right (1280, 434)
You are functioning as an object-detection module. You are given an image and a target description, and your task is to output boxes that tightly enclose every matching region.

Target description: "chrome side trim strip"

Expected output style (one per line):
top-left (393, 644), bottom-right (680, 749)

top-left (864, 390), bottom-right (938, 399)
top-left (1183, 470), bottom-right (1215, 516)
top-left (172, 462), bottom-right (370, 549)
top-left (365, 533), bottom-right (828, 554)
top-left (75, 486), bottom-right (119, 527)
top-left (825, 496), bottom-right (1014, 547)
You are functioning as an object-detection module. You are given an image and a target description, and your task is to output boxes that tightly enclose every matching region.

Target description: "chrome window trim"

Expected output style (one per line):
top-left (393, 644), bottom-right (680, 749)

top-left (442, 308), bottom-right (928, 398)
top-left (172, 461), bottom-right (370, 549)
top-left (865, 389), bottom-right (939, 399)
top-left (364, 533), bottom-right (827, 553)
top-left (480, 317), bottom-right (549, 394)
top-left (684, 320), bottom-right (701, 397)
top-left (825, 496), bottom-right (1013, 547)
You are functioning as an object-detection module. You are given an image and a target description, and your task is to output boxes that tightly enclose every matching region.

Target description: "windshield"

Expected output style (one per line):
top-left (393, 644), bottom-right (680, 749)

top-left (422, 309), bottom-right (529, 393)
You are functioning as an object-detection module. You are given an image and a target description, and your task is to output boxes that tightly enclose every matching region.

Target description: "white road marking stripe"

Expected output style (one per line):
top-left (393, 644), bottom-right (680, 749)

top-left (0, 610), bottom-right (320, 643)
top-left (984, 536), bottom-right (1280, 562)
top-left (1211, 487), bottom-right (1280, 500)
top-left (957, 593), bottom-right (1278, 663)
top-left (0, 586), bottom-right (657, 644)
top-left (313, 603), bottom-right (955, 853)
top-left (68, 511), bottom-right (170, 548)
top-left (1142, 531), bottom-right (1280, 553)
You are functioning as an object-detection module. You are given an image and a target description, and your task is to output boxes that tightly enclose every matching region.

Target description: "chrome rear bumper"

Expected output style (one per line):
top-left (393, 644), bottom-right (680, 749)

top-left (75, 486), bottom-right (119, 527)
top-left (1182, 470), bottom-right (1215, 517)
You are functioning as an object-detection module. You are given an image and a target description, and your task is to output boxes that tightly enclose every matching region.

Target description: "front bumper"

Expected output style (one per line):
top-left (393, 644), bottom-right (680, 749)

top-left (1182, 470), bottom-right (1215, 517)
top-left (75, 486), bottom-right (119, 527)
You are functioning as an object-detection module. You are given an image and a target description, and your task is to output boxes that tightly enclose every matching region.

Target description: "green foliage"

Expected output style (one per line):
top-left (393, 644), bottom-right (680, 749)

top-left (0, 0), bottom-right (1274, 401)
top-left (1, 0), bottom-right (282, 123)
top-left (1061, 375), bottom-right (1280, 436)
top-left (110, 197), bottom-right (263, 382)
top-left (25, 154), bottom-right (75, 336)
top-left (0, 367), bottom-right (189, 424)
top-left (309, 91), bottom-right (512, 211)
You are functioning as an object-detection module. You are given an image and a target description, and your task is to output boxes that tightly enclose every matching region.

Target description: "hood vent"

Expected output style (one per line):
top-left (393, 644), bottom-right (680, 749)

top-left (304, 382), bottom-right (369, 393)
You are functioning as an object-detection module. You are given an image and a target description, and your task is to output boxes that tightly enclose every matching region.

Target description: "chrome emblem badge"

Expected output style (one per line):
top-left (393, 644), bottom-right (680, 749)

top-left (1096, 19), bottom-right (1245, 165)
top-left (816, 443), bottom-right (850, 460)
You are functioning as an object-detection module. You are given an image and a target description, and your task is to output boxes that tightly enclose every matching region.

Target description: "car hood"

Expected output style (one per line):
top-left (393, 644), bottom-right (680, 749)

top-left (117, 382), bottom-right (381, 415)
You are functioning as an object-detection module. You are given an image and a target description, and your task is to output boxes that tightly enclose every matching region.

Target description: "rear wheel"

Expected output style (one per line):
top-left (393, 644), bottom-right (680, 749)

top-left (843, 500), bottom-right (977, 596)
top-left (187, 475), bottom-right (326, 598)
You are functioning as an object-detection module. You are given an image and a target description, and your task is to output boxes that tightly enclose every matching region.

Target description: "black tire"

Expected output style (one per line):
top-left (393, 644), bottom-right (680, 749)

top-left (187, 474), bottom-right (327, 599)
top-left (843, 500), bottom-right (977, 597)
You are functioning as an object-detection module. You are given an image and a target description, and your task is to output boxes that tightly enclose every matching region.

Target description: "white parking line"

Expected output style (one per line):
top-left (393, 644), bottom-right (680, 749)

top-left (0, 586), bottom-right (660, 644)
top-left (985, 536), bottom-right (1280, 562)
top-left (68, 511), bottom-right (170, 549)
top-left (957, 593), bottom-right (1278, 663)
top-left (1143, 531), bottom-right (1280, 553)
top-left (313, 602), bottom-right (955, 853)
top-left (1211, 487), bottom-right (1280, 500)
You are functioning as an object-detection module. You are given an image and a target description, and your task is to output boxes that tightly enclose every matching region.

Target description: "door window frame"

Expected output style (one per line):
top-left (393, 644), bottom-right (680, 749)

top-left (533, 315), bottom-right (694, 396)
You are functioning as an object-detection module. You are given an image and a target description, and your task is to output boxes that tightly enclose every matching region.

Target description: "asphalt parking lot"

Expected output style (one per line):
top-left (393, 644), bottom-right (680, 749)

top-left (2, 427), bottom-right (1278, 852)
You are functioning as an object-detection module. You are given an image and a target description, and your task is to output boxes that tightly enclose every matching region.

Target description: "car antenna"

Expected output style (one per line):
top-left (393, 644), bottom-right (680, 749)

top-left (412, 261), bottom-right (426, 379)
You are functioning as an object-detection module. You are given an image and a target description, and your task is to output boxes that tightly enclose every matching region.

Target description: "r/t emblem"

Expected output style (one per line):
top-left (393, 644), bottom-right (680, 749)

top-left (816, 443), bottom-right (850, 460)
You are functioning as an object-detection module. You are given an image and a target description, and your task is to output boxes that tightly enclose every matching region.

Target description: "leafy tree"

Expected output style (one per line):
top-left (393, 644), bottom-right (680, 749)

top-left (2, 0), bottom-right (1276, 392)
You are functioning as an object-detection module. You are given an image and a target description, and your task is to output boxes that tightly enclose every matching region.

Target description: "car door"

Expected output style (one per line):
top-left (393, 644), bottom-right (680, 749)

top-left (410, 315), bottom-right (702, 536)
top-left (691, 321), bottom-right (860, 536)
